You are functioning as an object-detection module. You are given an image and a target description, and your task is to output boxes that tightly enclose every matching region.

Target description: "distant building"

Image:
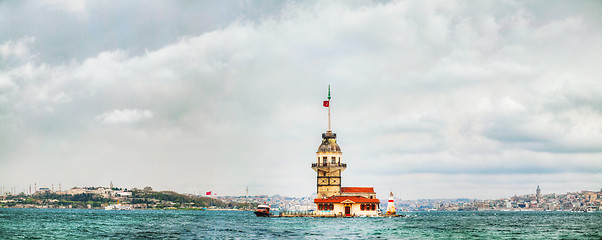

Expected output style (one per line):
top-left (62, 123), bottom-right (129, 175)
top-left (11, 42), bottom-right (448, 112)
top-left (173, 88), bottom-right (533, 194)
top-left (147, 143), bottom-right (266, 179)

top-left (116, 191), bottom-right (132, 197)
top-left (66, 188), bottom-right (87, 195)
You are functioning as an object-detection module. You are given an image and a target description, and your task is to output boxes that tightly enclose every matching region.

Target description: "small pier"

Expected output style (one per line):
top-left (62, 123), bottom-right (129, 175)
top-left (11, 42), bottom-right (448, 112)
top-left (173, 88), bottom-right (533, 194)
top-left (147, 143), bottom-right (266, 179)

top-left (276, 211), bottom-right (344, 217)
top-left (269, 212), bottom-right (406, 218)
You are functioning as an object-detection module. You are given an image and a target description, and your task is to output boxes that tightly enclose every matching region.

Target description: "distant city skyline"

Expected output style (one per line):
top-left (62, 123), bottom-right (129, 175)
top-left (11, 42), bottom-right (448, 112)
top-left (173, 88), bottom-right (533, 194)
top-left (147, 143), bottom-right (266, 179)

top-left (1, 1), bottom-right (601, 200)
top-left (3, 182), bottom-right (601, 203)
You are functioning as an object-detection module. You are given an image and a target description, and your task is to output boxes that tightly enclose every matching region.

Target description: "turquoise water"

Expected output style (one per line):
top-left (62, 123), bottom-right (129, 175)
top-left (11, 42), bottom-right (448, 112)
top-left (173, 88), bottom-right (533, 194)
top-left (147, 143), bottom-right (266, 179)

top-left (1, 209), bottom-right (601, 239)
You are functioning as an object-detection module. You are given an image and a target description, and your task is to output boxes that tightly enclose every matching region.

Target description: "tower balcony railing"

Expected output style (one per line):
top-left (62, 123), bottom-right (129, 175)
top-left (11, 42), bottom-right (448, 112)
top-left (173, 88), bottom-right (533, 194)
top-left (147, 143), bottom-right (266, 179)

top-left (312, 163), bottom-right (347, 168)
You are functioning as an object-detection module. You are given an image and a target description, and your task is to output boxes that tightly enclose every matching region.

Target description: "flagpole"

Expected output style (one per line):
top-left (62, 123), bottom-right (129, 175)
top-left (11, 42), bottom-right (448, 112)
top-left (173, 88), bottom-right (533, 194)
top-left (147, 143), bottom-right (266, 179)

top-left (328, 85), bottom-right (331, 131)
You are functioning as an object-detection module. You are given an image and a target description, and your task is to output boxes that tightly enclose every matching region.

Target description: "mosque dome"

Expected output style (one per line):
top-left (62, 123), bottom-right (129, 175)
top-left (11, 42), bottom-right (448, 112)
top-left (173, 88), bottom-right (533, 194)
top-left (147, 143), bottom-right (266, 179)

top-left (317, 131), bottom-right (341, 153)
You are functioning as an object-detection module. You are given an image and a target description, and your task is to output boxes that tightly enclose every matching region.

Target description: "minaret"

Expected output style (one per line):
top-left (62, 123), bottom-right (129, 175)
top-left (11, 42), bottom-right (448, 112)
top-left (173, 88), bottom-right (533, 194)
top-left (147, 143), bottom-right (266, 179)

top-left (312, 86), bottom-right (346, 199)
top-left (536, 185), bottom-right (541, 204)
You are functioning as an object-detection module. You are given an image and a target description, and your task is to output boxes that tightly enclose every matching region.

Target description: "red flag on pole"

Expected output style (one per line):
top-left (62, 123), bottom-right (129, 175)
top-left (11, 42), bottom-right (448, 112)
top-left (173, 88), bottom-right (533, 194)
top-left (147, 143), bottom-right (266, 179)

top-left (323, 101), bottom-right (329, 107)
top-left (206, 191), bottom-right (211, 195)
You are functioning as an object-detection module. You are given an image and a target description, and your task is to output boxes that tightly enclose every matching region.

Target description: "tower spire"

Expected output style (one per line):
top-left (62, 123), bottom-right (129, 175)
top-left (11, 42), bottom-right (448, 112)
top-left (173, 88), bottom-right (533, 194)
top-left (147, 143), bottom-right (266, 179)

top-left (328, 85), bottom-right (331, 131)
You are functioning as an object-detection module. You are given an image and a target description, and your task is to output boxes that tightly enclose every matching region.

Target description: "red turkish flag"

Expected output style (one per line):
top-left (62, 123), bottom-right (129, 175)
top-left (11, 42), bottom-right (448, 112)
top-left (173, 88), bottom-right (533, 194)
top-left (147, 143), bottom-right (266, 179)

top-left (206, 191), bottom-right (212, 195)
top-left (323, 101), bottom-right (329, 107)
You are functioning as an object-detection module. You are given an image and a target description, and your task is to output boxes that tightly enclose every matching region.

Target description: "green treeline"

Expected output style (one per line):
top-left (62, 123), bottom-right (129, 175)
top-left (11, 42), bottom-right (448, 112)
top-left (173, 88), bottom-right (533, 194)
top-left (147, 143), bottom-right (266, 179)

top-left (1, 190), bottom-right (256, 210)
top-left (131, 190), bottom-right (255, 209)
top-left (2, 192), bottom-right (111, 208)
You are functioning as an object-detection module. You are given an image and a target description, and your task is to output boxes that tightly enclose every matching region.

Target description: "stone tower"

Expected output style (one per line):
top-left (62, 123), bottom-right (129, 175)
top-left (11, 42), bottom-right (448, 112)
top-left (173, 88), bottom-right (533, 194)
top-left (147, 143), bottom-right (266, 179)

top-left (312, 85), bottom-right (346, 199)
top-left (312, 130), bottom-right (346, 198)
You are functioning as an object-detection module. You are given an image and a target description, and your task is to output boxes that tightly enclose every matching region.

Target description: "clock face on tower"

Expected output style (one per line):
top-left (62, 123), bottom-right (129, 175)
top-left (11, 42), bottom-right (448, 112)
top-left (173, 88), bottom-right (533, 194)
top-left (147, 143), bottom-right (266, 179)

top-left (330, 178), bottom-right (340, 185)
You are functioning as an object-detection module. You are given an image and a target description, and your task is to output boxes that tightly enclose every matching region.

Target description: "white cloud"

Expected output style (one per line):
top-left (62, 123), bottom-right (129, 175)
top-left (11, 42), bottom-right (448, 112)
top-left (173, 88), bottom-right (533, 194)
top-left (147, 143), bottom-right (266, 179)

top-left (0, 73), bottom-right (16, 93)
top-left (0, 0), bottom-right (601, 199)
top-left (531, 16), bottom-right (584, 41)
top-left (0, 36), bottom-right (35, 61)
top-left (95, 109), bottom-right (153, 125)
top-left (40, 0), bottom-right (89, 16)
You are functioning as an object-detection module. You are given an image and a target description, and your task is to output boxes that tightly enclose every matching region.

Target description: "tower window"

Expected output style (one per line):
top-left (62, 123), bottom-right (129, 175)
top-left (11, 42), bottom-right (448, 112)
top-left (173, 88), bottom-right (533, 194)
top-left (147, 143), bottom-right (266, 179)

top-left (331, 157), bottom-right (336, 163)
top-left (322, 157), bottom-right (327, 164)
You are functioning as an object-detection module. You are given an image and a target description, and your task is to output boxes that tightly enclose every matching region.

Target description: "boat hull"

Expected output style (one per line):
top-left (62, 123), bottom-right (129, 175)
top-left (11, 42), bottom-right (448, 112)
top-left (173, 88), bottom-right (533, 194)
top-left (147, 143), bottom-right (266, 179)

top-left (254, 211), bottom-right (271, 217)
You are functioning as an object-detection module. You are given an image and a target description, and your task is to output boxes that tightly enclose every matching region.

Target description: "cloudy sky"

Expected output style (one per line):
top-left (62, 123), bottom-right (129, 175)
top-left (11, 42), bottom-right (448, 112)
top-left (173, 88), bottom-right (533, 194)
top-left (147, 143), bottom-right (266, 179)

top-left (1, 0), bottom-right (601, 200)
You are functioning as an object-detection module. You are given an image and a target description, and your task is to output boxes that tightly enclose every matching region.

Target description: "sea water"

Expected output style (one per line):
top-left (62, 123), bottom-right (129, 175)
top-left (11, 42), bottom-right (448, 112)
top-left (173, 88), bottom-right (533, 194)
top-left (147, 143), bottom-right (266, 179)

top-left (1, 209), bottom-right (601, 239)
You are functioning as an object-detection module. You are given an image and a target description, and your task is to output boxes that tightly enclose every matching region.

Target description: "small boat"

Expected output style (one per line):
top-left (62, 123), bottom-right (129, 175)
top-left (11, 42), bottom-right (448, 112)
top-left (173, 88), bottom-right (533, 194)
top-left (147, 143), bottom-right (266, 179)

top-left (254, 204), bottom-right (271, 217)
top-left (104, 200), bottom-right (132, 210)
top-left (104, 203), bottom-right (132, 210)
